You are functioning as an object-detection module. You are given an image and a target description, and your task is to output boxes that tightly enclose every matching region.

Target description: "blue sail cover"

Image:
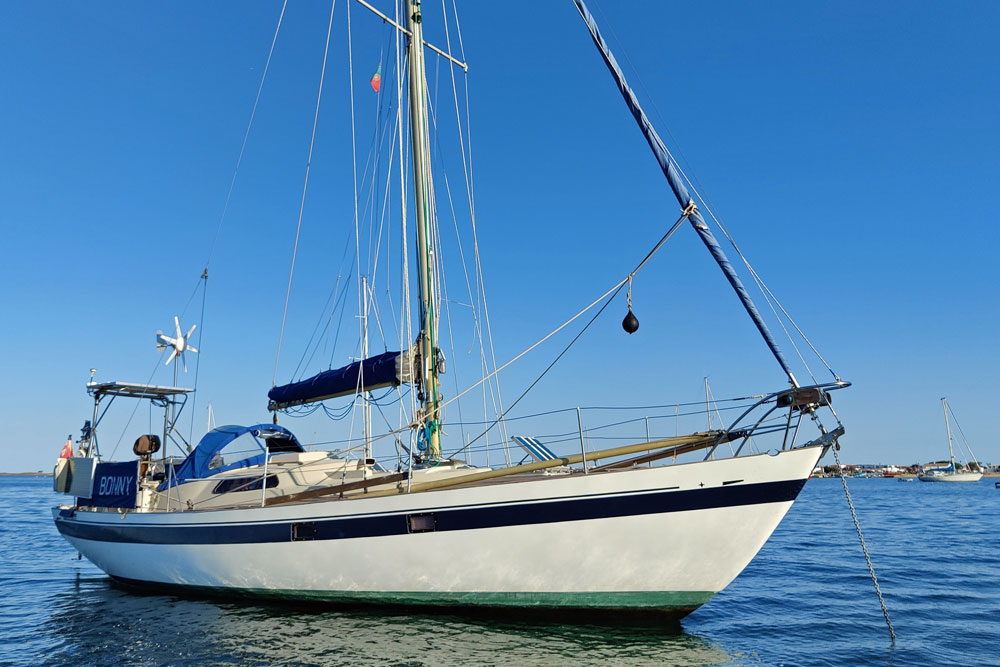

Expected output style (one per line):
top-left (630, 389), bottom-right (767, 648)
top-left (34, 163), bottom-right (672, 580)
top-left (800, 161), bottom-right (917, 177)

top-left (268, 350), bottom-right (407, 409)
top-left (573, 0), bottom-right (798, 388)
top-left (160, 424), bottom-right (302, 490)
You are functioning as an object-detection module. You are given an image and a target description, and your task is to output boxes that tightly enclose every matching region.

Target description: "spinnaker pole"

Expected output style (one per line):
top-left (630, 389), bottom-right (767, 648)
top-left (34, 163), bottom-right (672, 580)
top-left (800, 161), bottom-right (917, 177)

top-left (406, 0), bottom-right (442, 458)
top-left (573, 0), bottom-right (798, 388)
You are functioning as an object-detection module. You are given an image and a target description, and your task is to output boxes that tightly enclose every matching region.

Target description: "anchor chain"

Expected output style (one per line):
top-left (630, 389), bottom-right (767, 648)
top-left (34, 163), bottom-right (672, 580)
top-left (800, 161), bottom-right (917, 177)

top-left (832, 443), bottom-right (895, 642)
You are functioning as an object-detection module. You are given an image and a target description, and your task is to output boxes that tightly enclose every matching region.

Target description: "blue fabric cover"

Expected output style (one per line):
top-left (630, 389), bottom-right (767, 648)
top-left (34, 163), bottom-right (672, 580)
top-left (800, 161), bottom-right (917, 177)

top-left (574, 0), bottom-right (798, 387)
top-left (161, 424), bottom-right (302, 490)
top-left (268, 350), bottom-right (403, 408)
top-left (82, 461), bottom-right (139, 508)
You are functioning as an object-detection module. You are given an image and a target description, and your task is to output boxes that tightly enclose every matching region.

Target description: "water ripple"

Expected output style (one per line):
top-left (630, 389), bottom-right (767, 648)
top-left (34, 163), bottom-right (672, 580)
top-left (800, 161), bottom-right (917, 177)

top-left (2, 476), bottom-right (998, 666)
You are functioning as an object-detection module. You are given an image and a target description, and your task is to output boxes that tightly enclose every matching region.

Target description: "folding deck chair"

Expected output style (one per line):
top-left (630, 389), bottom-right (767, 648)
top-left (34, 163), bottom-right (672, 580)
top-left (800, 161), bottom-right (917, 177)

top-left (511, 435), bottom-right (559, 463)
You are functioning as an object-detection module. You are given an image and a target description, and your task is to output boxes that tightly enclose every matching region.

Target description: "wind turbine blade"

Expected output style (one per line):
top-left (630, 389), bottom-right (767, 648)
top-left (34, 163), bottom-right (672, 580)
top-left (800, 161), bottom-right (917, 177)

top-left (165, 349), bottom-right (177, 366)
top-left (160, 336), bottom-right (178, 346)
top-left (174, 316), bottom-right (182, 339)
top-left (186, 324), bottom-right (197, 339)
top-left (186, 345), bottom-right (198, 354)
top-left (182, 354), bottom-right (188, 373)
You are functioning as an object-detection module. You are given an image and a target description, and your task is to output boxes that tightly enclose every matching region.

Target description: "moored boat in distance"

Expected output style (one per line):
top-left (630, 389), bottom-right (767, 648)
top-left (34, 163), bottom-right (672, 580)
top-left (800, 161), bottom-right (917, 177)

top-left (917, 398), bottom-right (983, 483)
top-left (53, 0), bottom-right (850, 618)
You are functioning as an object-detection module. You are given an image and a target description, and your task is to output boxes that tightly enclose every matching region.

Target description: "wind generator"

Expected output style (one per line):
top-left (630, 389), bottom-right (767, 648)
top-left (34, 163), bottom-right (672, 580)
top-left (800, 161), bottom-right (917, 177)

top-left (156, 316), bottom-right (198, 378)
top-left (155, 316), bottom-right (199, 453)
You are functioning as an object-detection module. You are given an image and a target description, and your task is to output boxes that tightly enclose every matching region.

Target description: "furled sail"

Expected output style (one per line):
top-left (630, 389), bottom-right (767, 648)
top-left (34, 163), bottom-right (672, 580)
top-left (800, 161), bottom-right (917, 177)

top-left (268, 350), bottom-right (414, 410)
top-left (573, 0), bottom-right (799, 388)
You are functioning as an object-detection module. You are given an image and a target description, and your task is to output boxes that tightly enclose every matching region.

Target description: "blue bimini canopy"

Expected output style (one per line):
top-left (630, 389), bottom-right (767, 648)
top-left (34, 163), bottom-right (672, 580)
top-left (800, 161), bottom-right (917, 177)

top-left (268, 349), bottom-right (412, 410)
top-left (160, 424), bottom-right (302, 490)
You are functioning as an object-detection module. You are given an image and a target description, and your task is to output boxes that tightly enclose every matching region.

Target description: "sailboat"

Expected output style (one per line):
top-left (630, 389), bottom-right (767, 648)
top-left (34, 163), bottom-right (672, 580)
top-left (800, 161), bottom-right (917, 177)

top-left (52, 0), bottom-right (849, 618)
top-left (918, 398), bottom-right (982, 483)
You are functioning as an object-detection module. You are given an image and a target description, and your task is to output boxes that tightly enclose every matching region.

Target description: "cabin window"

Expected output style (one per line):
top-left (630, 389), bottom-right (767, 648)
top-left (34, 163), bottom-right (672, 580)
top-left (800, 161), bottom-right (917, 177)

top-left (212, 475), bottom-right (278, 495)
top-left (292, 522), bottom-right (317, 541)
top-left (264, 436), bottom-right (301, 453)
top-left (407, 513), bottom-right (437, 533)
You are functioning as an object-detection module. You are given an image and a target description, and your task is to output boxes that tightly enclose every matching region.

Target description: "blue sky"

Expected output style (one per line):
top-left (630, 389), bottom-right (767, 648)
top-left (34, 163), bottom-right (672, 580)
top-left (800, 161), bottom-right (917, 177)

top-left (1, 1), bottom-right (998, 472)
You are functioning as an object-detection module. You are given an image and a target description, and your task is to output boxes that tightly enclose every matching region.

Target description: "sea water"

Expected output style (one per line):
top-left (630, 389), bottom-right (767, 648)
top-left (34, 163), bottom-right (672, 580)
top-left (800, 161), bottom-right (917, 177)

top-left (1, 476), bottom-right (997, 666)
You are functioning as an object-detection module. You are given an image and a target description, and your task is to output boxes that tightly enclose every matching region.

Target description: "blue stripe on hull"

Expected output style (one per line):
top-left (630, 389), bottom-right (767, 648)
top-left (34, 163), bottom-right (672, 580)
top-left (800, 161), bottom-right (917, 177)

top-left (55, 479), bottom-right (806, 546)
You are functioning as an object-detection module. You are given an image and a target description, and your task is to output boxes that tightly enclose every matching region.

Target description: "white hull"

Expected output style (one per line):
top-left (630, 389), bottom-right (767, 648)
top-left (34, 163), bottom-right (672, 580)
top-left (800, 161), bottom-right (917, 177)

top-left (917, 472), bottom-right (982, 483)
top-left (55, 446), bottom-right (822, 614)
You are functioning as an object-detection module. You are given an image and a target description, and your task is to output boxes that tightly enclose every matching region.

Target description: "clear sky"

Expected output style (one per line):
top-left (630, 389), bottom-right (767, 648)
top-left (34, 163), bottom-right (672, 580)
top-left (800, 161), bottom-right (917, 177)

top-left (1, 1), bottom-right (998, 472)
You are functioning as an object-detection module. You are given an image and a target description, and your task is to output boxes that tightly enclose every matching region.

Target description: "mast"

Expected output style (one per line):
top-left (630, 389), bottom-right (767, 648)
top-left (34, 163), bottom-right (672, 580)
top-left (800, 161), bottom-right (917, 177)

top-left (942, 397), bottom-right (956, 470)
top-left (406, 0), bottom-right (442, 459)
top-left (704, 377), bottom-right (712, 430)
top-left (362, 275), bottom-right (372, 462)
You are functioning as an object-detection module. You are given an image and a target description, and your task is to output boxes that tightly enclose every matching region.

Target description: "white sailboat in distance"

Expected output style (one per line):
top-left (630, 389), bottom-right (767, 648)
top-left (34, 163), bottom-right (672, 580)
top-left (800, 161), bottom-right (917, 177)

top-left (918, 398), bottom-right (983, 483)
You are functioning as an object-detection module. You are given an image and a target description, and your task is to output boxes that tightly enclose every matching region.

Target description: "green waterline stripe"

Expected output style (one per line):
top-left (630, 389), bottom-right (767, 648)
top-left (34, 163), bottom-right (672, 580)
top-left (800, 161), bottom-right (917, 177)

top-left (121, 581), bottom-right (715, 609)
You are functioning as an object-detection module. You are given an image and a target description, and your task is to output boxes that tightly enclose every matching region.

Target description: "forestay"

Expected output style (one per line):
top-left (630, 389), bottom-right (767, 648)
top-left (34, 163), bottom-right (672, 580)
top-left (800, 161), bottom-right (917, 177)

top-left (573, 0), bottom-right (798, 388)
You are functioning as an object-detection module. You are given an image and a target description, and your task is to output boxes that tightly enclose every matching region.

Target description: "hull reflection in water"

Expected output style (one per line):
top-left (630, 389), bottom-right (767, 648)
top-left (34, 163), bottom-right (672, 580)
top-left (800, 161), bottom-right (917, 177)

top-left (45, 575), bottom-right (734, 666)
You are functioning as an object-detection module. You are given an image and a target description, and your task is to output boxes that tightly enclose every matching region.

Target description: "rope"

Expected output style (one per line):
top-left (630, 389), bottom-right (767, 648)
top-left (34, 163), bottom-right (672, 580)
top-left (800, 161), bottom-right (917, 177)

top-left (445, 210), bottom-right (690, 460)
top-left (434, 209), bottom-right (689, 420)
top-left (832, 443), bottom-right (896, 642)
top-left (589, 2), bottom-right (839, 385)
top-left (273, 0), bottom-right (337, 387)
top-left (447, 275), bottom-right (626, 460)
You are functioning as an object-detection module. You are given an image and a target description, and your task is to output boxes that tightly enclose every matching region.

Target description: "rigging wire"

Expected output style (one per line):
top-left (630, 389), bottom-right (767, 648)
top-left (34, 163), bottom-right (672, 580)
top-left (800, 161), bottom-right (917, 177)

top-left (392, 11), bottom-right (415, 434)
top-left (186, 271), bottom-right (209, 448)
top-left (446, 211), bottom-right (690, 460)
top-left (203, 1), bottom-right (289, 273)
top-left (945, 402), bottom-right (982, 469)
top-left (142, 4), bottom-right (290, 451)
top-left (108, 348), bottom-right (170, 460)
top-left (590, 1), bottom-right (838, 385)
top-left (433, 210), bottom-right (687, 426)
top-left (362, 56), bottom-right (402, 356)
top-left (292, 260), bottom-right (352, 380)
top-left (295, 250), bottom-right (675, 459)
top-left (424, 94), bottom-right (498, 461)
top-left (273, 0), bottom-right (338, 387)
top-left (437, 0), bottom-right (511, 461)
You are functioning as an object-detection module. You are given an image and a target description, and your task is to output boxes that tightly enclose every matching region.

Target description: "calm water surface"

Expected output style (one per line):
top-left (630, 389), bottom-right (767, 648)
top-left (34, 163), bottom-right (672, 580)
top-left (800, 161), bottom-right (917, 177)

top-left (1, 476), bottom-right (997, 666)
